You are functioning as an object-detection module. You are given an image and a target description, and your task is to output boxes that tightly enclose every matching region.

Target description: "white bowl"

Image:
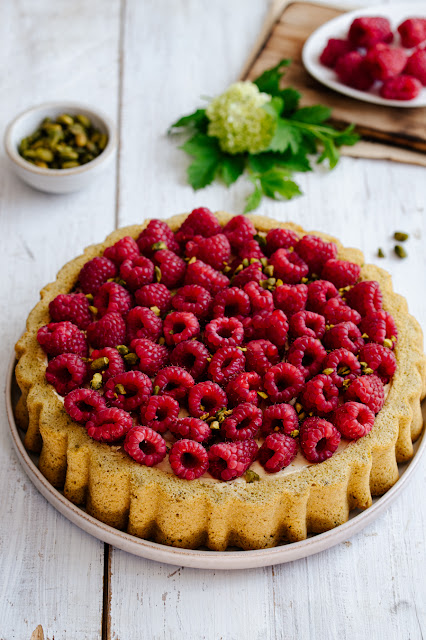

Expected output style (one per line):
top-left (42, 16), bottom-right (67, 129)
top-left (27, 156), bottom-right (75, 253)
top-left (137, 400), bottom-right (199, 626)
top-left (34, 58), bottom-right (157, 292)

top-left (4, 102), bottom-right (117, 194)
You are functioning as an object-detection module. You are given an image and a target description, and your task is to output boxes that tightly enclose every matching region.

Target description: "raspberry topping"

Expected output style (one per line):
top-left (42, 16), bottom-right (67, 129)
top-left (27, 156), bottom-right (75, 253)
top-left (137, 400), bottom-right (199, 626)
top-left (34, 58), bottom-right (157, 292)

top-left (87, 407), bottom-right (133, 443)
top-left (232, 263), bottom-right (263, 288)
top-left (120, 255), bottom-right (155, 291)
top-left (222, 215), bottom-right (255, 250)
top-left (245, 339), bottom-right (279, 376)
top-left (188, 381), bottom-right (227, 417)
top-left (204, 316), bottom-right (245, 352)
top-left (93, 282), bottom-right (132, 318)
top-left (358, 343), bottom-right (396, 383)
top-left (287, 336), bottom-right (327, 380)
top-left (398, 18), bottom-right (426, 49)
top-left (87, 312), bottom-right (127, 349)
top-left (104, 370), bottom-right (153, 411)
top-left (169, 417), bottom-right (212, 443)
top-left (78, 256), bottom-right (117, 295)
top-left (261, 403), bottom-right (299, 437)
top-left (131, 338), bottom-right (169, 377)
top-left (64, 388), bottom-right (106, 423)
top-left (269, 248), bottom-right (309, 284)
top-left (172, 284), bottom-right (212, 319)
top-left (152, 249), bottom-right (186, 289)
top-left (169, 440), bottom-right (209, 480)
top-left (274, 283), bottom-right (308, 317)
top-left (265, 228), bottom-right (299, 254)
top-left (226, 371), bottom-right (262, 407)
top-left (320, 38), bottom-right (353, 69)
top-left (380, 75), bottom-right (421, 101)
top-left (322, 297), bottom-right (361, 326)
top-left (359, 310), bottom-right (398, 347)
top-left (295, 235), bottom-right (337, 275)
top-left (37, 321), bottom-right (88, 357)
top-left (299, 417), bottom-right (341, 463)
top-left (104, 236), bottom-right (140, 266)
top-left (185, 259), bottom-right (229, 296)
top-left (45, 353), bottom-right (88, 396)
top-left (185, 234), bottom-right (231, 271)
top-left (154, 366), bottom-right (194, 401)
top-left (221, 403), bottom-right (262, 441)
top-left (137, 219), bottom-right (180, 257)
top-left (300, 374), bottom-right (339, 416)
top-left (332, 402), bottom-right (375, 440)
top-left (365, 44), bottom-right (407, 82)
top-left (307, 280), bottom-right (339, 313)
top-left (134, 283), bottom-right (172, 314)
top-left (258, 433), bottom-right (298, 473)
top-left (348, 17), bottom-right (393, 48)
top-left (126, 306), bottom-right (162, 343)
top-left (170, 339), bottom-right (210, 380)
top-left (322, 347), bottom-right (361, 387)
top-left (345, 281), bottom-right (383, 317)
top-left (124, 425), bottom-right (167, 466)
top-left (250, 309), bottom-right (289, 348)
top-left (344, 374), bottom-right (385, 414)
top-left (244, 281), bottom-right (274, 314)
top-left (208, 439), bottom-right (258, 481)
top-left (212, 287), bottom-right (251, 320)
top-left (289, 310), bottom-right (326, 341)
top-left (208, 345), bottom-right (246, 385)
top-left (163, 311), bottom-right (200, 346)
top-left (176, 207), bottom-right (221, 244)
top-left (90, 346), bottom-right (126, 381)
top-left (140, 395), bottom-right (179, 433)
top-left (322, 321), bottom-right (364, 354)
top-left (49, 293), bottom-right (92, 330)
top-left (321, 259), bottom-right (361, 289)
top-left (237, 239), bottom-right (265, 262)
top-left (263, 363), bottom-right (305, 403)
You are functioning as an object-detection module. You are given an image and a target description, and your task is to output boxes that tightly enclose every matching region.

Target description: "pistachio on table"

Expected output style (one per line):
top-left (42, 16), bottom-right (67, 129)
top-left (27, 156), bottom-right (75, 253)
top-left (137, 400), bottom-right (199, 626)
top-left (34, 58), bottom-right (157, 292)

top-left (18, 113), bottom-right (108, 170)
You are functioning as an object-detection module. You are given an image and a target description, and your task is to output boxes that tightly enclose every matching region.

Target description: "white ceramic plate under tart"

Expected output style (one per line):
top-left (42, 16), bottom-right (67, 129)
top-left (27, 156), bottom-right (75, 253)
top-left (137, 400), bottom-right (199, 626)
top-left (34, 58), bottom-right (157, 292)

top-left (5, 355), bottom-right (426, 569)
top-left (302, 3), bottom-right (426, 108)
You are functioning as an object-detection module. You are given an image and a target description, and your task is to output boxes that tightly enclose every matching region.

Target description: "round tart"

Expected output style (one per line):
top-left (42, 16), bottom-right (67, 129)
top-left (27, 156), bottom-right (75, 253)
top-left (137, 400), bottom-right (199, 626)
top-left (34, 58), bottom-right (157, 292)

top-left (15, 210), bottom-right (426, 551)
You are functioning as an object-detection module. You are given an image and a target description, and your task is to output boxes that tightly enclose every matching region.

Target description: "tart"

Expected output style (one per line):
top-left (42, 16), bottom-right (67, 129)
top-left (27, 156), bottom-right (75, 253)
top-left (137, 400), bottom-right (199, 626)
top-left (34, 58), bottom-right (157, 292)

top-left (15, 210), bottom-right (426, 551)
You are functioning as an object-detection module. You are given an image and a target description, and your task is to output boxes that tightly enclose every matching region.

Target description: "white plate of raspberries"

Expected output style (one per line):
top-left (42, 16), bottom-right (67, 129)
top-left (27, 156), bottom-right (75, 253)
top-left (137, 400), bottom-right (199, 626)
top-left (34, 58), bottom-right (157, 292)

top-left (302, 3), bottom-right (426, 107)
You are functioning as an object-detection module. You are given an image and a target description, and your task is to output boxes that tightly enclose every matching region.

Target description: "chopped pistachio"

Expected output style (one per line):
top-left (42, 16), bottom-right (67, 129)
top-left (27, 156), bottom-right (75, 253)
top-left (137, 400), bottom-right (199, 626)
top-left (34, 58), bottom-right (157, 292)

top-left (154, 266), bottom-right (162, 282)
top-left (150, 306), bottom-right (161, 316)
top-left (377, 248), bottom-right (385, 258)
top-left (242, 258), bottom-right (249, 267)
top-left (151, 241), bottom-right (168, 251)
top-left (290, 429), bottom-right (299, 438)
top-left (245, 470), bottom-right (260, 483)
top-left (90, 356), bottom-right (109, 371)
top-left (264, 265), bottom-right (274, 277)
top-left (85, 293), bottom-right (94, 303)
top-left (153, 385), bottom-right (160, 395)
top-left (394, 231), bottom-right (409, 242)
top-left (322, 368), bottom-right (334, 375)
top-left (394, 244), bottom-right (407, 259)
top-left (361, 333), bottom-right (369, 339)
top-left (90, 373), bottom-right (103, 390)
top-left (257, 391), bottom-right (268, 400)
top-left (254, 234), bottom-right (267, 248)
top-left (89, 305), bottom-right (98, 316)
top-left (275, 279), bottom-right (283, 287)
top-left (116, 344), bottom-right (129, 356)
top-left (260, 257), bottom-right (268, 268)
top-left (383, 338), bottom-right (393, 349)
top-left (158, 337), bottom-right (166, 346)
top-left (210, 420), bottom-right (220, 430)
top-left (124, 352), bottom-right (139, 366)
top-left (115, 383), bottom-right (126, 395)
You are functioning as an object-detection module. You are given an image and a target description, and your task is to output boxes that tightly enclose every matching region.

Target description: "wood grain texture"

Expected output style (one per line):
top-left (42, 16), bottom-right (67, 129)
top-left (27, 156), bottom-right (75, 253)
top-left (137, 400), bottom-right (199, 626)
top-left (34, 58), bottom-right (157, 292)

top-left (1, 0), bottom-right (426, 638)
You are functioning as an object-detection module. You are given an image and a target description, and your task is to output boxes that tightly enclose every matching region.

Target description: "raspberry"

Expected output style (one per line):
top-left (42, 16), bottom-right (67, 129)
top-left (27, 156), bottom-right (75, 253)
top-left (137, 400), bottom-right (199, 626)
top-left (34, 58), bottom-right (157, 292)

top-left (226, 371), bottom-right (262, 407)
top-left (258, 433), bottom-right (298, 473)
top-left (244, 281), bottom-right (274, 314)
top-left (204, 317), bottom-right (244, 351)
top-left (169, 417), bottom-right (212, 443)
top-left (79, 256), bottom-right (117, 295)
top-left (119, 255), bottom-right (154, 291)
top-left (380, 75), bottom-right (422, 100)
top-left (140, 395), bottom-right (179, 433)
top-left (237, 239), bottom-right (265, 262)
top-left (322, 348), bottom-right (361, 387)
top-left (265, 227), bottom-right (299, 255)
top-left (295, 235), bottom-right (337, 276)
top-left (152, 249), bottom-right (186, 289)
top-left (358, 343), bottom-right (396, 382)
top-left (137, 219), bottom-right (180, 257)
top-left (64, 388), bottom-right (106, 423)
top-left (398, 18), bottom-right (426, 48)
top-left (134, 283), bottom-right (172, 314)
top-left (232, 263), bottom-right (263, 288)
top-left (104, 370), bottom-right (153, 411)
top-left (169, 440), bottom-right (209, 480)
top-left (299, 417), bottom-right (341, 463)
top-left (208, 439), bottom-right (258, 481)
top-left (172, 284), bottom-right (212, 319)
top-left (322, 297), bottom-right (361, 325)
top-left (273, 283), bottom-right (308, 317)
top-left (359, 310), bottom-right (397, 346)
top-left (188, 381), bottom-right (227, 417)
top-left (269, 248), bottom-right (309, 284)
top-left (245, 339), bottom-right (279, 376)
top-left (332, 402), bottom-right (375, 440)
top-left (348, 16), bottom-right (393, 48)
top-left (37, 321), bottom-right (88, 357)
top-left (104, 236), bottom-right (140, 266)
top-left (208, 346), bottom-right (245, 385)
top-left (87, 407), bottom-right (133, 443)
top-left (185, 234), bottom-right (231, 271)
top-left (323, 321), bottom-right (364, 353)
top-left (345, 374), bottom-right (384, 414)
top-left (185, 259), bottom-right (229, 296)
top-left (263, 363), bottom-right (305, 403)
top-left (222, 215), bottom-right (255, 250)
top-left (261, 403), bottom-right (299, 437)
top-left (289, 310), bottom-right (326, 341)
top-left (287, 337), bottom-right (327, 380)
top-left (250, 309), bottom-right (289, 348)
top-left (131, 338), bottom-right (169, 376)
top-left (321, 259), bottom-right (361, 289)
top-left (300, 374), bottom-right (339, 416)
top-left (93, 282), bottom-right (133, 318)
top-left (365, 44), bottom-right (407, 81)
top-left (175, 207), bottom-right (221, 244)
top-left (307, 280), bottom-right (339, 313)
top-left (125, 306), bottom-right (162, 343)
top-left (163, 311), bottom-right (200, 346)
top-left (335, 51), bottom-right (375, 91)
top-left (45, 353), bottom-right (88, 396)
top-left (345, 281), bottom-right (383, 316)
top-left (154, 366), bottom-right (194, 401)
top-left (124, 425), bottom-right (167, 465)
top-left (170, 339), bottom-right (209, 380)
top-left (90, 347), bottom-right (126, 381)
top-left (320, 38), bottom-right (353, 68)
top-left (221, 402), bottom-right (262, 441)
top-left (404, 49), bottom-right (426, 86)
top-left (49, 293), bottom-right (92, 329)
top-left (212, 287), bottom-right (251, 319)
top-left (86, 312), bottom-right (126, 348)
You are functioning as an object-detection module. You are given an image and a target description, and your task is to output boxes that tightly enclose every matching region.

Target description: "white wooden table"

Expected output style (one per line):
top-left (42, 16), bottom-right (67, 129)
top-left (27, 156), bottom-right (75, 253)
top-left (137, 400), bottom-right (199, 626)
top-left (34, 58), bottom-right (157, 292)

top-left (1, 1), bottom-right (425, 638)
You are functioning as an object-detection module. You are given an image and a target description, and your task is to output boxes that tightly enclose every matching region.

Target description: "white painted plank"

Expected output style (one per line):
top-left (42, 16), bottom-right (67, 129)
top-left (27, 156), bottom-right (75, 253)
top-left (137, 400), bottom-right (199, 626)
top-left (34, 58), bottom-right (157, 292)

top-left (0, 0), bottom-right (121, 637)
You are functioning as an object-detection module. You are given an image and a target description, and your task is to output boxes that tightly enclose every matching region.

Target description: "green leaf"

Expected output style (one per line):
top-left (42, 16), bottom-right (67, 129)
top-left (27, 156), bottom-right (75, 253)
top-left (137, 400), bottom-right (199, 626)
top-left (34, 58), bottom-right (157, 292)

top-left (219, 155), bottom-right (246, 186)
top-left (268, 119), bottom-right (302, 154)
top-left (262, 96), bottom-right (284, 119)
top-left (169, 109), bottom-right (208, 134)
top-left (248, 150), bottom-right (311, 174)
top-left (254, 58), bottom-right (291, 96)
top-left (181, 134), bottom-right (222, 190)
top-left (317, 138), bottom-right (340, 169)
top-left (244, 185), bottom-right (263, 213)
top-left (258, 168), bottom-right (302, 200)
top-left (180, 133), bottom-right (219, 157)
top-left (292, 105), bottom-right (332, 124)
top-left (281, 88), bottom-right (301, 116)
top-left (333, 124), bottom-right (360, 147)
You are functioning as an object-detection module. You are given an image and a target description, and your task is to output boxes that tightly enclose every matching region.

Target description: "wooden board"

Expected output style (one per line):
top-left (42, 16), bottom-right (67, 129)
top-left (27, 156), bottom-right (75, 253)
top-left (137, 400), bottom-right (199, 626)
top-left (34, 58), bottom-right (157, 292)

top-left (243, 1), bottom-right (426, 155)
